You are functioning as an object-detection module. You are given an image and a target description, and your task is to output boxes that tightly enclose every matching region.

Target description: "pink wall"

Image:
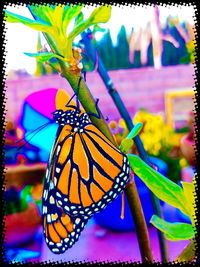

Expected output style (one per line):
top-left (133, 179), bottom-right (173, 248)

top-left (5, 64), bottom-right (195, 123)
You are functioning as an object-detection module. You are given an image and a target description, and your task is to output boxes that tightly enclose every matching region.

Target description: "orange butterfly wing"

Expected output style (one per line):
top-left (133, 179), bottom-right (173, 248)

top-left (50, 123), bottom-right (130, 216)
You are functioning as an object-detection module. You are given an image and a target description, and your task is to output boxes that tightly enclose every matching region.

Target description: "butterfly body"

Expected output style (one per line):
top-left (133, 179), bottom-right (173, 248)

top-left (42, 92), bottom-right (130, 254)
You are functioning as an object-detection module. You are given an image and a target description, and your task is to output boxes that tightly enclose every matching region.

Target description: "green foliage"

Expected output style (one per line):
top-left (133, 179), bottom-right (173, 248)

top-left (4, 4), bottom-right (112, 64)
top-left (4, 9), bottom-right (52, 32)
top-left (24, 52), bottom-right (65, 62)
top-left (150, 215), bottom-right (195, 241)
top-left (120, 123), bottom-right (143, 153)
top-left (95, 25), bottom-right (131, 70)
top-left (127, 154), bottom-right (196, 241)
top-left (115, 25), bottom-right (131, 69)
top-left (96, 29), bottom-right (117, 70)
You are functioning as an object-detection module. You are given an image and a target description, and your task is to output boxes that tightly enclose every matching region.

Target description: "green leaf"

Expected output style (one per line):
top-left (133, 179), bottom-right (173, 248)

top-left (24, 52), bottom-right (65, 62)
top-left (181, 180), bottom-right (196, 224)
top-left (75, 12), bottom-right (84, 26)
top-left (93, 24), bottom-right (106, 34)
top-left (88, 5), bottom-right (112, 24)
top-left (126, 123), bottom-right (143, 139)
top-left (62, 4), bottom-right (83, 35)
top-left (28, 4), bottom-right (53, 24)
top-left (68, 5), bottom-right (111, 40)
top-left (150, 215), bottom-right (195, 241)
top-left (127, 154), bottom-right (191, 217)
top-left (4, 10), bottom-right (52, 33)
top-left (120, 139), bottom-right (133, 154)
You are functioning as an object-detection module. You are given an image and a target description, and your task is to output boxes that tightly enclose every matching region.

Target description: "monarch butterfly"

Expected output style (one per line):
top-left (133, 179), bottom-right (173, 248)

top-left (42, 77), bottom-right (130, 254)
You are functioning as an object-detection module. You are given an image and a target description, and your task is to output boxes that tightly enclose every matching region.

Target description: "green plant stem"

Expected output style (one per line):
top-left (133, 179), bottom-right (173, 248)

top-left (81, 30), bottom-right (168, 262)
top-left (125, 175), bottom-right (153, 262)
top-left (175, 239), bottom-right (196, 262)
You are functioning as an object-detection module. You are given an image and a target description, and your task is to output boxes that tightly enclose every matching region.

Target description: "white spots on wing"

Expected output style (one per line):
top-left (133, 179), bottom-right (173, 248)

top-left (116, 177), bottom-right (120, 183)
top-left (56, 167), bottom-right (61, 173)
top-left (43, 205), bottom-right (47, 214)
top-left (43, 190), bottom-right (48, 200)
top-left (52, 248), bottom-right (59, 253)
top-left (123, 164), bottom-right (126, 172)
top-left (76, 234), bottom-right (79, 239)
top-left (109, 191), bottom-right (113, 196)
top-left (56, 192), bottom-right (62, 198)
top-left (71, 232), bottom-right (75, 237)
top-left (56, 242), bottom-right (62, 247)
top-left (49, 241), bottom-right (54, 246)
top-left (75, 218), bottom-right (81, 224)
top-left (54, 177), bottom-right (57, 186)
top-left (65, 206), bottom-right (70, 212)
top-left (97, 201), bottom-right (102, 206)
top-left (49, 196), bottom-right (55, 204)
top-left (49, 181), bottom-right (54, 190)
top-left (79, 211), bottom-right (84, 215)
top-left (64, 238), bottom-right (69, 243)
top-left (57, 200), bottom-right (62, 206)
top-left (124, 175), bottom-right (128, 180)
top-left (56, 145), bottom-right (61, 156)
top-left (45, 237), bottom-right (49, 243)
top-left (47, 214), bottom-right (51, 223)
top-left (45, 169), bottom-right (49, 178)
top-left (113, 193), bottom-right (117, 198)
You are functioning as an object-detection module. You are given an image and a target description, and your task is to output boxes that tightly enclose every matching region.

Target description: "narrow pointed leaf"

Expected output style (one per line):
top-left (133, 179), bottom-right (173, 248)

top-left (127, 154), bottom-right (190, 217)
top-left (62, 4), bottom-right (83, 34)
top-left (150, 215), bottom-right (195, 241)
top-left (24, 52), bottom-right (65, 62)
top-left (126, 122), bottom-right (143, 139)
top-left (181, 181), bottom-right (196, 223)
top-left (28, 4), bottom-right (52, 24)
top-left (4, 10), bottom-right (51, 33)
top-left (68, 5), bottom-right (111, 40)
top-left (75, 12), bottom-right (84, 26)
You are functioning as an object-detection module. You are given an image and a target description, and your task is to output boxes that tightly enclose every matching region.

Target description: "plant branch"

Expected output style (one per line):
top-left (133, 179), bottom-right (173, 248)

top-left (28, 7), bottom-right (153, 263)
top-left (81, 29), bottom-right (168, 262)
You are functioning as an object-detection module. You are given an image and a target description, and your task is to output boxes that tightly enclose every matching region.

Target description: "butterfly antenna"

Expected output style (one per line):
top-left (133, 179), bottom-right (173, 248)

top-left (16, 121), bottom-right (52, 151)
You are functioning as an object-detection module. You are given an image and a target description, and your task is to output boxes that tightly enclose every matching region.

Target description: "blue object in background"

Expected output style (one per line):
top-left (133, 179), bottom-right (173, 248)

top-left (21, 102), bottom-right (58, 162)
top-left (93, 156), bottom-right (168, 231)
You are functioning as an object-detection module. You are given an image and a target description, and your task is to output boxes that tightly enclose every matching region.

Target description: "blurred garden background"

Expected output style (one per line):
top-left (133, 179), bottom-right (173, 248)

top-left (4, 3), bottom-right (196, 264)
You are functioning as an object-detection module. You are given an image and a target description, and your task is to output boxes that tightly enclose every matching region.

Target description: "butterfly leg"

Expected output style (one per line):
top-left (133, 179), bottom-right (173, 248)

top-left (87, 98), bottom-right (101, 119)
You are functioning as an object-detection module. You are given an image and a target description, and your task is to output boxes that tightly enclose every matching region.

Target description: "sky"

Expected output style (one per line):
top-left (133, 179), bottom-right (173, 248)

top-left (4, 4), bottom-right (196, 75)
